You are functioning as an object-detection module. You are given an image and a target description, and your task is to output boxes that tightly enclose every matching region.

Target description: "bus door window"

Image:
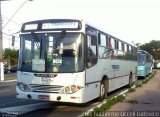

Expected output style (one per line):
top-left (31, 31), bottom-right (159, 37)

top-left (24, 39), bottom-right (32, 64)
top-left (86, 35), bottom-right (97, 68)
top-left (20, 35), bottom-right (33, 71)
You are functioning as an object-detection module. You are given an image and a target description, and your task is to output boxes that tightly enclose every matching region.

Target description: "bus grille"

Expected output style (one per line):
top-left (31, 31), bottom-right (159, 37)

top-left (29, 84), bottom-right (63, 93)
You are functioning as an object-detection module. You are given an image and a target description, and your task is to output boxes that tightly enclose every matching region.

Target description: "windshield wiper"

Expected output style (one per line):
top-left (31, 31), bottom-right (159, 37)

top-left (31, 31), bottom-right (43, 58)
top-left (54, 30), bottom-right (66, 49)
top-left (31, 31), bottom-right (40, 47)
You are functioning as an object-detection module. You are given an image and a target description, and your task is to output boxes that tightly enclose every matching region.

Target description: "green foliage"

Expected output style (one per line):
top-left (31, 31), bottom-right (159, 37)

top-left (83, 95), bottom-right (125, 117)
top-left (136, 83), bottom-right (142, 88)
top-left (128, 88), bottom-right (136, 93)
top-left (139, 40), bottom-right (160, 60)
top-left (3, 48), bottom-right (19, 66)
top-left (142, 79), bottom-right (149, 84)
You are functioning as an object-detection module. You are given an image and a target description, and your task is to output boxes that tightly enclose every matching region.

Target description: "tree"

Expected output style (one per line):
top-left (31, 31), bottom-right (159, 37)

top-left (139, 40), bottom-right (160, 60)
top-left (3, 48), bottom-right (19, 66)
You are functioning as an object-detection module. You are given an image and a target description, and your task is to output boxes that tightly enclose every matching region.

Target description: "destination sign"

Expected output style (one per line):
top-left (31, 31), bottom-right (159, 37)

top-left (21, 19), bottom-right (82, 32)
top-left (24, 24), bottom-right (38, 30)
top-left (42, 22), bottom-right (79, 29)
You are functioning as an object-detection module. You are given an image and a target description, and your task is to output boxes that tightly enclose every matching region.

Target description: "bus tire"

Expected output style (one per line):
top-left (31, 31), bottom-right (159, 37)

top-left (98, 80), bottom-right (108, 101)
top-left (149, 67), bottom-right (153, 74)
top-left (128, 73), bottom-right (132, 88)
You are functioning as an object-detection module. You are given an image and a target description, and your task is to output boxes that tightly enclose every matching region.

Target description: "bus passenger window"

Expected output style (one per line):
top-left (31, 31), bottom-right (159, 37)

top-left (87, 35), bottom-right (96, 58)
top-left (86, 35), bottom-right (97, 68)
top-left (111, 50), bottom-right (116, 59)
top-left (108, 50), bottom-right (116, 59)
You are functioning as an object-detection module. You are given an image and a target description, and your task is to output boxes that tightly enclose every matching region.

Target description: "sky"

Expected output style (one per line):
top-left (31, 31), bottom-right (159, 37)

top-left (2, 0), bottom-right (160, 49)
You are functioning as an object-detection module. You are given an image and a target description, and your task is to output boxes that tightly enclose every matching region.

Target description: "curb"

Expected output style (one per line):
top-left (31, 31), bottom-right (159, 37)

top-left (0, 79), bottom-right (16, 83)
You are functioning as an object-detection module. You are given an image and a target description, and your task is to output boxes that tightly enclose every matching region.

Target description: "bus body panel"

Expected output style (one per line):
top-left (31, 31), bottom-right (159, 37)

top-left (84, 58), bottom-right (137, 101)
top-left (137, 63), bottom-right (152, 77)
top-left (16, 71), bottom-right (87, 103)
top-left (16, 87), bottom-right (85, 103)
top-left (108, 60), bottom-right (137, 92)
top-left (17, 71), bottom-right (85, 86)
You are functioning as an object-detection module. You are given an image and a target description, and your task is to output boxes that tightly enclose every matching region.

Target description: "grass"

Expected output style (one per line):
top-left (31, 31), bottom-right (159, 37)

top-left (136, 83), bottom-right (142, 88)
top-left (128, 88), bottom-right (136, 93)
top-left (82, 95), bottom-right (125, 117)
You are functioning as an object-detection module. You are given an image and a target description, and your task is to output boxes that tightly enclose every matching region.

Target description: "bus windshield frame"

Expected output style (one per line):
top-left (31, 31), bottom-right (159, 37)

top-left (18, 32), bottom-right (85, 73)
top-left (137, 53), bottom-right (145, 66)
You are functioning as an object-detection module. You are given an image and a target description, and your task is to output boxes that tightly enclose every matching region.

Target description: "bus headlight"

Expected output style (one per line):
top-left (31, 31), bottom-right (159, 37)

top-left (17, 82), bottom-right (31, 92)
top-left (59, 85), bottom-right (82, 94)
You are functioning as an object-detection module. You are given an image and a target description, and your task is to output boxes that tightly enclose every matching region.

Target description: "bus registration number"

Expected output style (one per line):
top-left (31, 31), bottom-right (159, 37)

top-left (38, 95), bottom-right (49, 100)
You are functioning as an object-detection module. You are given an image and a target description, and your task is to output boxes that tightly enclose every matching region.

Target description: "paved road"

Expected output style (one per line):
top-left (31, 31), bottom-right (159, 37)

top-left (4, 72), bottom-right (17, 79)
top-left (0, 72), bottom-right (17, 81)
top-left (0, 71), bottom-right (153, 117)
top-left (0, 81), bottom-right (132, 117)
top-left (0, 81), bottom-right (46, 108)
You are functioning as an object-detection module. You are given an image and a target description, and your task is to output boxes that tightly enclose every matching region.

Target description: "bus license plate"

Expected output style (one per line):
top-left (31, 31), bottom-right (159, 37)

top-left (38, 95), bottom-right (49, 100)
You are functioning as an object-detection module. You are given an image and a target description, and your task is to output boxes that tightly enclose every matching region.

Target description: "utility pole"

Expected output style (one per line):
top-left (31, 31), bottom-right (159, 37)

top-left (0, 1), bottom-right (4, 81)
top-left (0, 0), bottom-right (33, 81)
top-left (2, 0), bottom-right (33, 30)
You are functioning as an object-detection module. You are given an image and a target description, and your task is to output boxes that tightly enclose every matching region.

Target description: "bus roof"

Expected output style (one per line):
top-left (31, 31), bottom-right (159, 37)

top-left (21, 18), bottom-right (137, 48)
top-left (21, 19), bottom-right (83, 32)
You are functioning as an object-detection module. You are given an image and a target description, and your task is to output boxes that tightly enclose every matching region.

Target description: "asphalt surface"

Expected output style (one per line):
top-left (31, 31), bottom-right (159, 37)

top-left (1, 72), bottom-right (17, 81)
top-left (0, 79), bottom-right (130, 117)
top-left (0, 71), bottom-right (156, 117)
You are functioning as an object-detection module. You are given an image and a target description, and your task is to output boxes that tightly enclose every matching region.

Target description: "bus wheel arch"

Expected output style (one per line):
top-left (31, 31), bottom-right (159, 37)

top-left (128, 71), bottom-right (133, 88)
top-left (98, 76), bottom-right (109, 101)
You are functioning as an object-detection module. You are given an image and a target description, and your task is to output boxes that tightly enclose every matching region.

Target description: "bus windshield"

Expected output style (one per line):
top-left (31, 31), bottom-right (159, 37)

top-left (19, 33), bottom-right (84, 73)
top-left (137, 54), bottom-right (145, 66)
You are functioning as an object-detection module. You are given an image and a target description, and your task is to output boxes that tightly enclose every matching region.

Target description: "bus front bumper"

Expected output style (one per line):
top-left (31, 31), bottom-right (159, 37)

top-left (137, 71), bottom-right (146, 77)
top-left (16, 86), bottom-right (84, 104)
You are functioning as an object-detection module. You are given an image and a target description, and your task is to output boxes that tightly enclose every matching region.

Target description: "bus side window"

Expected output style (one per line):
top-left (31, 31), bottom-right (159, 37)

top-left (86, 35), bottom-right (97, 68)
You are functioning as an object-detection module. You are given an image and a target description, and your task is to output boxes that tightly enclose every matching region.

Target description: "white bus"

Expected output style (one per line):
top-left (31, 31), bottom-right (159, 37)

top-left (16, 19), bottom-right (137, 103)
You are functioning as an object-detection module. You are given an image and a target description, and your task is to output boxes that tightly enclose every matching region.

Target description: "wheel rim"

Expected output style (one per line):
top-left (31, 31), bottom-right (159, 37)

top-left (100, 83), bottom-right (105, 97)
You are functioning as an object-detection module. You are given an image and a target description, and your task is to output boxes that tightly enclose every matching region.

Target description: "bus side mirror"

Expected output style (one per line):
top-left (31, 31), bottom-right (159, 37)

top-left (91, 35), bottom-right (97, 46)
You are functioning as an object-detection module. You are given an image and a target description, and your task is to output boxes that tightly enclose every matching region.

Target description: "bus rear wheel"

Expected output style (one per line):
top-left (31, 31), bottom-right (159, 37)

top-left (98, 80), bottom-right (108, 101)
top-left (128, 73), bottom-right (132, 88)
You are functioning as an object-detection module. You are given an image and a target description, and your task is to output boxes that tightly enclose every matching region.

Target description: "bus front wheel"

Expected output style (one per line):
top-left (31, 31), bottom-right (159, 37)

top-left (98, 80), bottom-right (108, 101)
